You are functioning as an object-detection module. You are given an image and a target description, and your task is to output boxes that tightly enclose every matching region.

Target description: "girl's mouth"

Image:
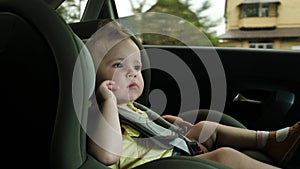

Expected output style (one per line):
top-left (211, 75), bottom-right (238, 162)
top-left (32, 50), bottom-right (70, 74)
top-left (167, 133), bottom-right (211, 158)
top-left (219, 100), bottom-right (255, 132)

top-left (128, 83), bottom-right (138, 89)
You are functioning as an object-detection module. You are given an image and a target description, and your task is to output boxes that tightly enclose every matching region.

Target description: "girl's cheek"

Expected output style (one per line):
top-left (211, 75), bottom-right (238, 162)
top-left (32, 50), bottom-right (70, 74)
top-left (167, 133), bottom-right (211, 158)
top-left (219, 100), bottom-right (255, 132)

top-left (111, 84), bottom-right (120, 91)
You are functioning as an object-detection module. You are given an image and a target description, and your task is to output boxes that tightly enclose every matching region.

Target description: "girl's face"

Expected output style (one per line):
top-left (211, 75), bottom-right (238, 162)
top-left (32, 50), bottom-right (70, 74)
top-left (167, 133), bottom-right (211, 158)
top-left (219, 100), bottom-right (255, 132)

top-left (96, 38), bottom-right (144, 104)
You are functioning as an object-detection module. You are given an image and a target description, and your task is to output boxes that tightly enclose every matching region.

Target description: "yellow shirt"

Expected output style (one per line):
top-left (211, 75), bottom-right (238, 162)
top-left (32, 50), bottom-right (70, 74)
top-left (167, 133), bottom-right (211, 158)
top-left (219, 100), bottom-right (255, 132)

top-left (109, 103), bottom-right (173, 169)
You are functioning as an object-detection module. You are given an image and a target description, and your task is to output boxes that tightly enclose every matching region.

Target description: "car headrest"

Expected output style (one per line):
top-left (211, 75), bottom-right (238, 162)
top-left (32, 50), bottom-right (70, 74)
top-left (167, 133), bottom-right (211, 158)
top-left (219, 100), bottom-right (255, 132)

top-left (0, 0), bottom-right (94, 168)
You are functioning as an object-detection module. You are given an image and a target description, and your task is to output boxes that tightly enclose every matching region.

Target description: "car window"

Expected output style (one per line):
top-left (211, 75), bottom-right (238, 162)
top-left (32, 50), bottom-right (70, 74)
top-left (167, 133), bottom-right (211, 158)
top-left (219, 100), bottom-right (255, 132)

top-left (115, 0), bottom-right (223, 47)
top-left (114, 0), bottom-right (300, 50)
top-left (56, 0), bottom-right (300, 50)
top-left (57, 0), bottom-right (88, 23)
top-left (115, 0), bottom-right (156, 17)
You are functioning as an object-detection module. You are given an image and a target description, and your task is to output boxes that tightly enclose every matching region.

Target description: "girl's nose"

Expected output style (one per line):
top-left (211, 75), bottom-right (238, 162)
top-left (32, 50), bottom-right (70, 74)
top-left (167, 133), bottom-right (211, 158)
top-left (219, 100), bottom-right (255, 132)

top-left (127, 68), bottom-right (137, 78)
top-left (127, 72), bottom-right (137, 78)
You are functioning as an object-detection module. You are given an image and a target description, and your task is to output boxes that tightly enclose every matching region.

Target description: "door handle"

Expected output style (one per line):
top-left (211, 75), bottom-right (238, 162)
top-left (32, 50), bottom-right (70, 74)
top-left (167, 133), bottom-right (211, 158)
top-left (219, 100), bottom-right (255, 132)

top-left (233, 93), bottom-right (263, 104)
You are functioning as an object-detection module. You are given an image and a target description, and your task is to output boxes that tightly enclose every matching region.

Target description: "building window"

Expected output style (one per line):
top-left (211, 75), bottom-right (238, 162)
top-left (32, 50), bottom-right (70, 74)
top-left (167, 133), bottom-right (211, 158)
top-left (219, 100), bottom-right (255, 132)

top-left (249, 42), bottom-right (273, 49)
top-left (240, 3), bottom-right (277, 18)
top-left (292, 46), bottom-right (300, 51)
top-left (241, 4), bottom-right (259, 17)
top-left (261, 4), bottom-right (269, 17)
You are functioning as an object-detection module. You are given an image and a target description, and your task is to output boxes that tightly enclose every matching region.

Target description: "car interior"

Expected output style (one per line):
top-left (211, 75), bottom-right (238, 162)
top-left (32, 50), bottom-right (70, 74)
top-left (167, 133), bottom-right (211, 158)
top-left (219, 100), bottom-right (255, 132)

top-left (1, 0), bottom-right (299, 168)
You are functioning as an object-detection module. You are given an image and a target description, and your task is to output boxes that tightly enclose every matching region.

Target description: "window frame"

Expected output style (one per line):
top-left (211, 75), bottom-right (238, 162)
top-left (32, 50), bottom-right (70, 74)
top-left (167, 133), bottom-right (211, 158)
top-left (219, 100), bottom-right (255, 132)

top-left (249, 42), bottom-right (273, 49)
top-left (239, 3), bottom-right (277, 18)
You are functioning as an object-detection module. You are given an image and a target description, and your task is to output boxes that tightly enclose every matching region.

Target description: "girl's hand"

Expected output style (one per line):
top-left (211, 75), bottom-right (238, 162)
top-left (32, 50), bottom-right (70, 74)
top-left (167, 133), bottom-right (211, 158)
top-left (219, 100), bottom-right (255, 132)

top-left (174, 117), bottom-right (194, 135)
top-left (96, 80), bottom-right (119, 103)
top-left (163, 115), bottom-right (194, 134)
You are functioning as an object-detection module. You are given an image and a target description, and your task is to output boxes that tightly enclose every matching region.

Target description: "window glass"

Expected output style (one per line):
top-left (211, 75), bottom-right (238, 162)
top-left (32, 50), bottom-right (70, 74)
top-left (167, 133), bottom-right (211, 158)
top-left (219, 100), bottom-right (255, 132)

top-left (115, 0), bottom-right (224, 47)
top-left (241, 4), bottom-right (259, 17)
top-left (115, 0), bottom-right (157, 17)
top-left (114, 0), bottom-right (299, 50)
top-left (261, 4), bottom-right (269, 17)
top-left (266, 44), bottom-right (273, 49)
top-left (56, 0), bottom-right (88, 23)
top-left (249, 42), bottom-right (273, 49)
top-left (241, 3), bottom-right (271, 18)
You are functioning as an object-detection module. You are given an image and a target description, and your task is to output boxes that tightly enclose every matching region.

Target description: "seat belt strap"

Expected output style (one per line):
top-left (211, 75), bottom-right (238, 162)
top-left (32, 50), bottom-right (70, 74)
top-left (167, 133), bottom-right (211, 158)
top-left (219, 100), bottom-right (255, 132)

top-left (169, 137), bottom-right (191, 155)
top-left (118, 103), bottom-right (191, 155)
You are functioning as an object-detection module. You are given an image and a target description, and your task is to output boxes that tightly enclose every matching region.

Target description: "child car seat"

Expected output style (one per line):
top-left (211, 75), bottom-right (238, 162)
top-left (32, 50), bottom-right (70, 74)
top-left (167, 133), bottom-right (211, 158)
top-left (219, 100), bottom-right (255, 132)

top-left (0, 0), bottom-right (271, 168)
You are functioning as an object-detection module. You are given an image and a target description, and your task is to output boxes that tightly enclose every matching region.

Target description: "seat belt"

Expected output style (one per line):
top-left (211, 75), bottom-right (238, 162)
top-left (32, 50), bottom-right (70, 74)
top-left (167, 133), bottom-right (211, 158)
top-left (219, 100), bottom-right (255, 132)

top-left (118, 102), bottom-right (193, 155)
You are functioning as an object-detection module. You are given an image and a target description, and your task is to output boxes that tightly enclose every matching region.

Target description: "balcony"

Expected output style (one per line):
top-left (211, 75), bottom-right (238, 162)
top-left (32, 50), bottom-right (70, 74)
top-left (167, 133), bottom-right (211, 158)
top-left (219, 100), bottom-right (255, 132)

top-left (239, 17), bottom-right (277, 29)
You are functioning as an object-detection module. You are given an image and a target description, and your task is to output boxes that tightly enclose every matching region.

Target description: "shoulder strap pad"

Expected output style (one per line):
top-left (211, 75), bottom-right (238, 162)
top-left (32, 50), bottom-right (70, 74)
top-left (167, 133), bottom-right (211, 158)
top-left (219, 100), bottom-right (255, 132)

top-left (133, 102), bottom-right (183, 134)
top-left (118, 102), bottom-right (182, 149)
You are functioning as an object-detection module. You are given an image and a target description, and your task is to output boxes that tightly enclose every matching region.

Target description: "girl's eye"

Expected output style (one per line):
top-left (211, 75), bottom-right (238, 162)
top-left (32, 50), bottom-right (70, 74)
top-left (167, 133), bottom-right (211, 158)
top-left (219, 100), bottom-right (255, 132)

top-left (112, 63), bottom-right (123, 68)
top-left (134, 65), bottom-right (141, 71)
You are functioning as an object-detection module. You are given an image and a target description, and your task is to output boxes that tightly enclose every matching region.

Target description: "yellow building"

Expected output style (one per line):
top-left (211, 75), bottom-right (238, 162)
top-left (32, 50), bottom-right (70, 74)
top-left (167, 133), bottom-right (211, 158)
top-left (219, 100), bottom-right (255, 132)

top-left (220, 0), bottom-right (300, 50)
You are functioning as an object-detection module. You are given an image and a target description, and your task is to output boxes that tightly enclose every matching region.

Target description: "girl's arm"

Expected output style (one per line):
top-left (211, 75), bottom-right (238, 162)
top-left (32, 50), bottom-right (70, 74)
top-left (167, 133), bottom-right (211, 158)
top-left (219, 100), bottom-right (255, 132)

top-left (162, 115), bottom-right (181, 124)
top-left (87, 80), bottom-right (122, 165)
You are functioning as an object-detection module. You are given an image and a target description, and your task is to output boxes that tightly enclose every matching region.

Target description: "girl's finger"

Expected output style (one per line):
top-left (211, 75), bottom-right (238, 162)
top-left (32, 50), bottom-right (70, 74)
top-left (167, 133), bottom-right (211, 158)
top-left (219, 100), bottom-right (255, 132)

top-left (106, 81), bottom-right (119, 91)
top-left (111, 84), bottom-right (120, 91)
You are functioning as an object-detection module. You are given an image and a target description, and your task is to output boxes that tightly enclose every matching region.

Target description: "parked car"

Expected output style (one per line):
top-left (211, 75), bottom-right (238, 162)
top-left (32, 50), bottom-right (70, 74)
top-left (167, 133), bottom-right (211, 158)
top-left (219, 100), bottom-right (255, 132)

top-left (1, 0), bottom-right (299, 168)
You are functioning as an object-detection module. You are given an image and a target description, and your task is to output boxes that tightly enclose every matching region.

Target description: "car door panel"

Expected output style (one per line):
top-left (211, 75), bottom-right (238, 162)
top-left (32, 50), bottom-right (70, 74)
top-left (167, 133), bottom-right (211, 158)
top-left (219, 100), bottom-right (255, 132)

top-left (144, 46), bottom-right (300, 131)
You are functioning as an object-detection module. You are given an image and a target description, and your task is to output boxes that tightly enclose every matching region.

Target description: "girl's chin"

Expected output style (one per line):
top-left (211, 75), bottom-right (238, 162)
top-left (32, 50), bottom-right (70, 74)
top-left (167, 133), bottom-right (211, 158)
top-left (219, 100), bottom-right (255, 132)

top-left (117, 98), bottom-right (134, 105)
top-left (117, 97), bottom-right (139, 105)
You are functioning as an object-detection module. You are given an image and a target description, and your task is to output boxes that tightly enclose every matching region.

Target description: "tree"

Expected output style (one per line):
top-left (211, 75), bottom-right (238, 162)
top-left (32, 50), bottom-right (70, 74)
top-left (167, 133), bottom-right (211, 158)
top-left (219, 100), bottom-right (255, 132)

top-left (128, 0), bottom-right (220, 46)
top-left (56, 0), bottom-right (84, 23)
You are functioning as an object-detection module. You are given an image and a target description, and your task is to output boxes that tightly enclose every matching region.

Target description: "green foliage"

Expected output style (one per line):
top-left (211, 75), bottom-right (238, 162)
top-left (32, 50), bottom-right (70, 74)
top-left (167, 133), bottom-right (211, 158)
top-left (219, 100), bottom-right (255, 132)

top-left (57, 0), bottom-right (220, 46)
top-left (56, 0), bottom-right (83, 23)
top-left (129, 0), bottom-right (220, 46)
